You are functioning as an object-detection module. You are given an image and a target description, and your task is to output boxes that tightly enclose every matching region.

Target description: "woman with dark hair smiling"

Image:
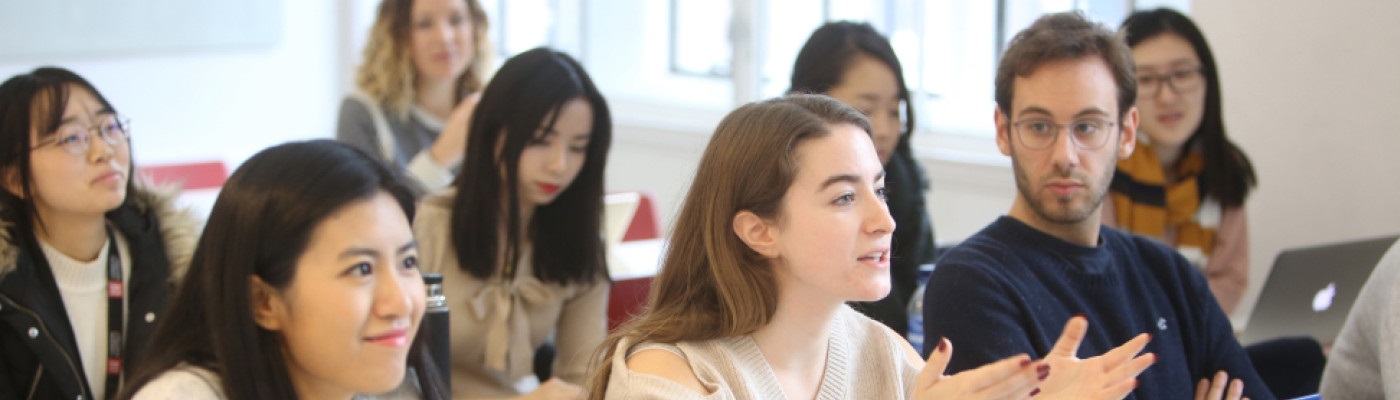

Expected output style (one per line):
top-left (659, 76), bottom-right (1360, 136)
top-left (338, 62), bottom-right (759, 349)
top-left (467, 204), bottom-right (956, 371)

top-left (415, 47), bottom-right (611, 399)
top-left (0, 67), bottom-right (200, 400)
top-left (789, 21), bottom-right (935, 336)
top-left (117, 140), bottom-right (447, 400)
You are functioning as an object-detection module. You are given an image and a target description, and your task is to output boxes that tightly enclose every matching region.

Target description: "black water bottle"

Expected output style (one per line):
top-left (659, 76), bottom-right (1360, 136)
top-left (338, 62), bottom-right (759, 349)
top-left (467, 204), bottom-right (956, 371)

top-left (423, 273), bottom-right (450, 391)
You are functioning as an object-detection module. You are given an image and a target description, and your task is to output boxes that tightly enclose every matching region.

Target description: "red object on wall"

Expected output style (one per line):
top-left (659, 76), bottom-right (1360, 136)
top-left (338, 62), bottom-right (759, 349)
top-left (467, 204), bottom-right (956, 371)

top-left (137, 161), bottom-right (228, 190)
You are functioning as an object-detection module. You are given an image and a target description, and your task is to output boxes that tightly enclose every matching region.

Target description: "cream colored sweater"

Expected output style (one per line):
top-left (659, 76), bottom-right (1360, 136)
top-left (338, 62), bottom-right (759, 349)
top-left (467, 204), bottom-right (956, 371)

top-left (603, 306), bottom-right (919, 399)
top-left (415, 191), bottom-right (610, 399)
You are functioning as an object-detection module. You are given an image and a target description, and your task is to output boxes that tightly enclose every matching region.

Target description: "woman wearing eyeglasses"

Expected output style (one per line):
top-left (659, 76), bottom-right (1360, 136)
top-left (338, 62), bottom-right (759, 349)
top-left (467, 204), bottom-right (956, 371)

top-left (0, 67), bottom-right (200, 400)
top-left (1110, 10), bottom-right (1332, 399)
top-left (1105, 9), bottom-right (1257, 316)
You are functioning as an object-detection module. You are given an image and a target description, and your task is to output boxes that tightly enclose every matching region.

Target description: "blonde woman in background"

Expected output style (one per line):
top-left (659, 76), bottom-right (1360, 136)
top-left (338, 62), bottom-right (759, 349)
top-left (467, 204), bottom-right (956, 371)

top-left (338, 0), bottom-right (492, 194)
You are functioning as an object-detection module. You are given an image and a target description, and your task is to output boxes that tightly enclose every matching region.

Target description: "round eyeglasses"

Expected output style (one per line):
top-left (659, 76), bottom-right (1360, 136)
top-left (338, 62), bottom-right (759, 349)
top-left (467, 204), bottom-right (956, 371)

top-left (1011, 119), bottom-right (1116, 150)
top-left (31, 115), bottom-right (130, 156)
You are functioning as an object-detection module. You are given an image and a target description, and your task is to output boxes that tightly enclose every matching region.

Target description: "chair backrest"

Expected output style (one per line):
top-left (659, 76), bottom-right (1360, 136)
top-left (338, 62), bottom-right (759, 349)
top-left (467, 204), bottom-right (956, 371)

top-left (607, 276), bottom-right (653, 332)
top-left (136, 160), bottom-right (229, 217)
top-left (607, 190), bottom-right (661, 331)
top-left (621, 191), bottom-right (659, 242)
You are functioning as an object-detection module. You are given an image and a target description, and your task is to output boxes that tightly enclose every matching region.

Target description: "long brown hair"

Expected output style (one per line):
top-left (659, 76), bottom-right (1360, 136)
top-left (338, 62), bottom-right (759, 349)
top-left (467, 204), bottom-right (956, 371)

top-left (586, 95), bottom-right (870, 398)
top-left (355, 0), bottom-right (493, 117)
top-left (995, 11), bottom-right (1136, 122)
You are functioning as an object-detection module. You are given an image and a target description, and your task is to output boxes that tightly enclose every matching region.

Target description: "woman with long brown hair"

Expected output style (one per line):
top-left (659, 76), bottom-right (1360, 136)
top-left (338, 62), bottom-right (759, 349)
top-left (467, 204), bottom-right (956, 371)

top-left (589, 95), bottom-right (1155, 399)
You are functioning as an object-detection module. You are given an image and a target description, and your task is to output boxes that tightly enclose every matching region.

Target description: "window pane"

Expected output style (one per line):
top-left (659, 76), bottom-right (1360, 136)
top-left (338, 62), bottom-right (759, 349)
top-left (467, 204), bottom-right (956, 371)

top-left (586, 0), bottom-right (732, 113)
top-left (761, 0), bottom-right (824, 97)
top-left (502, 0), bottom-right (555, 55)
top-left (919, 0), bottom-right (999, 135)
top-left (827, 0), bottom-right (886, 29)
top-left (671, 0), bottom-right (732, 77)
top-left (482, 0), bottom-right (581, 59)
top-left (1002, 0), bottom-right (1128, 51)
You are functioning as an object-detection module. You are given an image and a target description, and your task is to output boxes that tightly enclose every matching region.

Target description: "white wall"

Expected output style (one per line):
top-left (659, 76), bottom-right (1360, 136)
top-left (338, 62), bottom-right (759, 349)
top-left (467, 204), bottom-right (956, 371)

top-left (1192, 1), bottom-right (1400, 326)
top-left (0, 0), bottom-right (342, 169)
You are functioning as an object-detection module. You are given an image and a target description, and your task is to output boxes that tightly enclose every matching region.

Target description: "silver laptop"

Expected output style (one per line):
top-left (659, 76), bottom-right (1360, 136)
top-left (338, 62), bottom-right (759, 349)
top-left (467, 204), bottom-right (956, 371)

top-left (1239, 234), bottom-right (1399, 345)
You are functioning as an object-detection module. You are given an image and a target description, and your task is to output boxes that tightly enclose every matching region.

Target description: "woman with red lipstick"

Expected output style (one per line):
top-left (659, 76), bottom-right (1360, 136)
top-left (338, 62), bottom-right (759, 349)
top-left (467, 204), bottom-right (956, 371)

top-left (0, 67), bottom-right (201, 400)
top-left (415, 48), bottom-right (611, 399)
top-left (588, 95), bottom-right (1155, 400)
top-left (1106, 9), bottom-right (1257, 316)
top-left (338, 0), bottom-right (492, 195)
top-left (789, 21), bottom-right (937, 338)
top-left (117, 140), bottom-right (448, 400)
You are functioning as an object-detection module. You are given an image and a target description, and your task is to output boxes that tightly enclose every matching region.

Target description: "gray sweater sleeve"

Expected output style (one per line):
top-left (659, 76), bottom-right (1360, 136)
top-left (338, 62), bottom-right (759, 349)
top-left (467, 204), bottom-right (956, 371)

top-left (335, 96), bottom-right (452, 193)
top-left (1321, 241), bottom-right (1400, 399)
top-left (335, 96), bottom-right (384, 160)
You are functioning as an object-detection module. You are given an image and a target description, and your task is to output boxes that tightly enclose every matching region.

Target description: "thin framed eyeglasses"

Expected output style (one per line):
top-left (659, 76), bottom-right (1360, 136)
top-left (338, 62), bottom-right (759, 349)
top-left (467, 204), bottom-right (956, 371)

top-left (1011, 119), bottom-right (1117, 150)
top-left (31, 115), bottom-right (130, 156)
top-left (1137, 67), bottom-right (1203, 96)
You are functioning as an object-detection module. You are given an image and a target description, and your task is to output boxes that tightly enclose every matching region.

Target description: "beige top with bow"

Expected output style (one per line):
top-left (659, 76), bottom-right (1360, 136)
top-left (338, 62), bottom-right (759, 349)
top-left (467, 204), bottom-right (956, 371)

top-left (415, 191), bottom-right (610, 399)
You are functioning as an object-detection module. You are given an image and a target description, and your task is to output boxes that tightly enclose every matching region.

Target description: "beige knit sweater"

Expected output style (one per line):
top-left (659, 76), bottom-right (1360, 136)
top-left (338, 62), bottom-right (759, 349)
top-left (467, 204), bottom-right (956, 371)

top-left (415, 191), bottom-right (610, 399)
top-left (603, 306), bottom-right (919, 399)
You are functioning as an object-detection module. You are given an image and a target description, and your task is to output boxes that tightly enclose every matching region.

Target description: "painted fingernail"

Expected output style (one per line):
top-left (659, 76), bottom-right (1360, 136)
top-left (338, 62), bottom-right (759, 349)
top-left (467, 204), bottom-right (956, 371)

top-left (1029, 388), bottom-right (1041, 397)
top-left (1073, 312), bottom-right (1087, 320)
top-left (1020, 358), bottom-right (1032, 368)
top-left (1037, 364), bottom-right (1050, 380)
top-left (937, 338), bottom-right (948, 353)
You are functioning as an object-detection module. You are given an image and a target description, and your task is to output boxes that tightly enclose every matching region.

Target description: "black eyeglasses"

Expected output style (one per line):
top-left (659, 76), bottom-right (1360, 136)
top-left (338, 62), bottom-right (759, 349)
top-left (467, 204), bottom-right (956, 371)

top-left (1137, 67), bottom-right (1203, 96)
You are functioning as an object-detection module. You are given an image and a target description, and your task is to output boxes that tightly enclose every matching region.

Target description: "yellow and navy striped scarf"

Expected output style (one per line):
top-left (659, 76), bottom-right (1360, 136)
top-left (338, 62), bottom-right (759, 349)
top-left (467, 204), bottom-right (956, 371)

top-left (1110, 142), bottom-right (1216, 257)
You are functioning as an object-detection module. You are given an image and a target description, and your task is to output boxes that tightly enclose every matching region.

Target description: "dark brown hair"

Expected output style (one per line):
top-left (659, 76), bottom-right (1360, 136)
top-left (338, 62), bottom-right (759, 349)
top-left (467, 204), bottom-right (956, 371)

top-left (995, 11), bottom-right (1137, 120)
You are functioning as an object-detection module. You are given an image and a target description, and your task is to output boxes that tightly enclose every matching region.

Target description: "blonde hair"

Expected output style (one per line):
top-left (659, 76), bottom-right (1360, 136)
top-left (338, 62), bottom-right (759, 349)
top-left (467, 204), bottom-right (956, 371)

top-left (355, 0), bottom-right (493, 118)
top-left (586, 95), bottom-right (871, 398)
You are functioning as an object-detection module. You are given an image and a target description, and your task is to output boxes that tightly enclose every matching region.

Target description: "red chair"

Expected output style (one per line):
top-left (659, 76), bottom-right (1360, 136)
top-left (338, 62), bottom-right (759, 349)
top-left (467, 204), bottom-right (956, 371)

top-left (136, 161), bottom-right (229, 217)
top-left (607, 276), bottom-right (653, 331)
top-left (608, 191), bottom-right (661, 331)
top-left (621, 191), bottom-right (659, 242)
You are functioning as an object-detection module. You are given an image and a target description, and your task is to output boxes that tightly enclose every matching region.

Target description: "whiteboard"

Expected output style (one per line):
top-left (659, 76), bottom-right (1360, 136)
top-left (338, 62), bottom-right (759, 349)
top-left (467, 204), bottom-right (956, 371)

top-left (0, 0), bottom-right (281, 60)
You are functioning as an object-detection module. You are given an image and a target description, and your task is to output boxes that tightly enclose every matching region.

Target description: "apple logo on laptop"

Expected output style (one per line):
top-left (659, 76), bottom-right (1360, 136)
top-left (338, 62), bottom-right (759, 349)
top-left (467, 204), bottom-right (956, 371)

top-left (1312, 282), bottom-right (1336, 312)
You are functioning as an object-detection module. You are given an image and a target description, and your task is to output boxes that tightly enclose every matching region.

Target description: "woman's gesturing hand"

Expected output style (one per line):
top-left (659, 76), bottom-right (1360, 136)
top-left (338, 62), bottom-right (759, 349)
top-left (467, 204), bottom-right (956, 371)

top-left (915, 337), bottom-right (1049, 400)
top-left (1036, 316), bottom-right (1157, 400)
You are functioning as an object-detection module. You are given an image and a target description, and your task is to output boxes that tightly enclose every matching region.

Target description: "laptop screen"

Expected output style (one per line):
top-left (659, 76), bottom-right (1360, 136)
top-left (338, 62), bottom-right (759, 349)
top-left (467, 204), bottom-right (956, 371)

top-left (1240, 234), bottom-right (1399, 345)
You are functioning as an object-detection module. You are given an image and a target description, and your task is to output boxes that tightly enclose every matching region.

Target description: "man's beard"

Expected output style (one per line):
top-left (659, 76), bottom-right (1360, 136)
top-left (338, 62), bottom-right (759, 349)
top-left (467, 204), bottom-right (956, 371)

top-left (1010, 153), bottom-right (1113, 225)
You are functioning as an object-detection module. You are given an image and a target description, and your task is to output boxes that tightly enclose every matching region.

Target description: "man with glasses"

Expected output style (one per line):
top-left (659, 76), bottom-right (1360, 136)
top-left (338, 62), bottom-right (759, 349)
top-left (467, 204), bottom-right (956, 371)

top-left (919, 12), bottom-right (1275, 400)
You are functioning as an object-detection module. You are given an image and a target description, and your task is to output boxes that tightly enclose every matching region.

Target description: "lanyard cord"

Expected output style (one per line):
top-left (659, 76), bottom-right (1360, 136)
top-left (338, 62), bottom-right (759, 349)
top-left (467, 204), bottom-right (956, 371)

top-left (102, 225), bottom-right (122, 399)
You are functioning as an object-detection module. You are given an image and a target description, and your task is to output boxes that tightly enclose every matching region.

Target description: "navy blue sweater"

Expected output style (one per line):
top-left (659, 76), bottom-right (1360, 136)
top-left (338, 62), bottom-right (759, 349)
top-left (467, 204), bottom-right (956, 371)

top-left (921, 216), bottom-right (1274, 400)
